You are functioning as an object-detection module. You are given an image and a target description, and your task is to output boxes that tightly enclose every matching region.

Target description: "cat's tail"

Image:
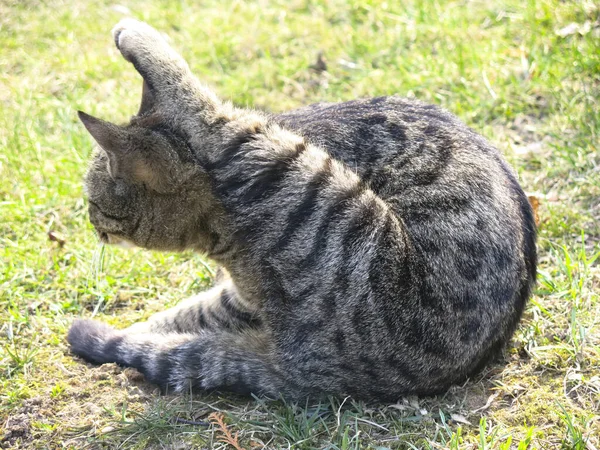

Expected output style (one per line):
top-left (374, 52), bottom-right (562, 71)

top-left (67, 319), bottom-right (288, 395)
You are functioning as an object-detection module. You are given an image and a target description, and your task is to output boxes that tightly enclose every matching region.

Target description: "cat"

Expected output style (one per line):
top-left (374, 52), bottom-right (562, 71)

top-left (68, 19), bottom-right (537, 401)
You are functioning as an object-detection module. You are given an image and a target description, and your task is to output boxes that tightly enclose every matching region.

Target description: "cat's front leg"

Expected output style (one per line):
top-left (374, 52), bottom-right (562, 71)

top-left (67, 320), bottom-right (290, 397)
top-left (126, 280), bottom-right (261, 335)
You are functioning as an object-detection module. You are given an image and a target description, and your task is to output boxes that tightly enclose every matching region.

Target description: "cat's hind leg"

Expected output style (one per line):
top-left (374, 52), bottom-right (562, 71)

top-left (67, 319), bottom-right (289, 397)
top-left (111, 19), bottom-right (221, 122)
top-left (126, 280), bottom-right (261, 334)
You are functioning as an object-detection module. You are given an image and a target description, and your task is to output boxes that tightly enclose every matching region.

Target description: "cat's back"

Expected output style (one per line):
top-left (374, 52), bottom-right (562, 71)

top-left (273, 96), bottom-right (528, 238)
top-left (275, 96), bottom-right (493, 178)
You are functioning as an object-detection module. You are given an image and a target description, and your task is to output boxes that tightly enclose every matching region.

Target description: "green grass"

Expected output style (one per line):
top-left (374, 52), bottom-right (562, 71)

top-left (1, 0), bottom-right (599, 448)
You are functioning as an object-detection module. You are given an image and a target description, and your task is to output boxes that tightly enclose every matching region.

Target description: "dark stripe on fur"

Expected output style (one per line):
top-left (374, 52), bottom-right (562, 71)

top-left (298, 181), bottom-right (367, 270)
top-left (270, 158), bottom-right (333, 251)
top-left (220, 289), bottom-right (262, 328)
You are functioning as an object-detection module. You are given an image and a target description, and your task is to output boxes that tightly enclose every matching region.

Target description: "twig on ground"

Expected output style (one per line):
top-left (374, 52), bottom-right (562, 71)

top-left (209, 412), bottom-right (245, 450)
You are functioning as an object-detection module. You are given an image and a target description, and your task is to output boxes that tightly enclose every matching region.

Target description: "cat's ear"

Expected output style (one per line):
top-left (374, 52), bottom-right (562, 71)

top-left (138, 80), bottom-right (155, 115)
top-left (78, 110), bottom-right (182, 193)
top-left (78, 111), bottom-right (128, 153)
top-left (78, 111), bottom-right (133, 183)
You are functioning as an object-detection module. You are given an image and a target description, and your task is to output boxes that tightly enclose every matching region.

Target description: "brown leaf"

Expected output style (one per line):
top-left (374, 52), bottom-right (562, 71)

top-left (48, 231), bottom-right (66, 247)
top-left (527, 195), bottom-right (540, 227)
top-left (310, 51), bottom-right (327, 73)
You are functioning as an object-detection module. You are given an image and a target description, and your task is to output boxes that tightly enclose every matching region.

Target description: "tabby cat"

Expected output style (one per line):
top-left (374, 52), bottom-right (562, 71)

top-left (68, 19), bottom-right (536, 401)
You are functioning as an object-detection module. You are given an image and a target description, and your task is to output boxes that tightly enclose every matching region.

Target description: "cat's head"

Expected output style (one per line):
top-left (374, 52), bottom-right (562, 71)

top-left (78, 86), bottom-right (217, 251)
top-left (78, 20), bottom-right (242, 253)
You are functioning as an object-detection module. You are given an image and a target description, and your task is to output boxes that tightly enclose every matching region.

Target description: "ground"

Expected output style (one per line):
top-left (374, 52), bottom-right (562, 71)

top-left (0, 0), bottom-right (599, 448)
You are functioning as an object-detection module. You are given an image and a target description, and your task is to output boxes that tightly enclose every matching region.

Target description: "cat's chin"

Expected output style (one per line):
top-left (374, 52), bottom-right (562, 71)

top-left (113, 239), bottom-right (137, 249)
top-left (98, 231), bottom-right (136, 249)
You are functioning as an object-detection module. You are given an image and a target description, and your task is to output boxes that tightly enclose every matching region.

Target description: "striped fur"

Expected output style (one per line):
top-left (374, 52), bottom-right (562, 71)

top-left (69, 19), bottom-right (537, 401)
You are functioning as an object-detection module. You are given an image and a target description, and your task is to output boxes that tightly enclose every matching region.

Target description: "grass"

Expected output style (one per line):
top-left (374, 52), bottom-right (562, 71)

top-left (0, 0), bottom-right (599, 448)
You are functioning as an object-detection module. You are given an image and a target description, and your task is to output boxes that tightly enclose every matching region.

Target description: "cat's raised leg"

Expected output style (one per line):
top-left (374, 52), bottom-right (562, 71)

top-left (111, 19), bottom-right (223, 124)
top-left (126, 280), bottom-right (261, 334)
top-left (67, 319), bottom-right (290, 397)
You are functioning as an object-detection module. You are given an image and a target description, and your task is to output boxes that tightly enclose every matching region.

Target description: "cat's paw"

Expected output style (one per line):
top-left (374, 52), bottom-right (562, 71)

top-left (112, 19), bottom-right (164, 63)
top-left (67, 319), bottom-right (120, 364)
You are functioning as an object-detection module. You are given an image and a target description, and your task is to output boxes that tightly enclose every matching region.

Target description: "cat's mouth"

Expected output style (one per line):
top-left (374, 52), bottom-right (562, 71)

top-left (97, 230), bottom-right (136, 249)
